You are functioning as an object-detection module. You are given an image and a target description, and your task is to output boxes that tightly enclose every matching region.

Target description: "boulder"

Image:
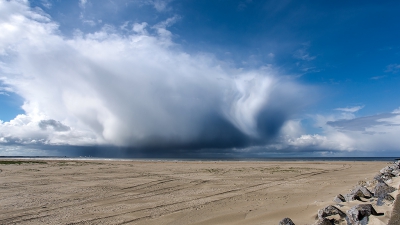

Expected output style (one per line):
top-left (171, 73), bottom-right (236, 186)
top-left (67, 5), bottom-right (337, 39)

top-left (279, 217), bottom-right (295, 225)
top-left (344, 193), bottom-right (358, 202)
top-left (382, 172), bottom-right (395, 180)
top-left (317, 205), bottom-right (346, 220)
top-left (374, 172), bottom-right (395, 182)
top-left (358, 180), bottom-right (367, 186)
top-left (350, 186), bottom-right (373, 198)
top-left (366, 180), bottom-right (376, 187)
top-left (343, 187), bottom-right (371, 202)
top-left (374, 174), bottom-right (385, 183)
top-left (373, 182), bottom-right (396, 199)
top-left (380, 165), bottom-right (398, 174)
top-left (391, 169), bottom-right (400, 176)
top-left (333, 194), bottom-right (345, 203)
top-left (389, 163), bottom-right (400, 170)
top-left (380, 167), bottom-right (391, 174)
top-left (385, 194), bottom-right (395, 201)
top-left (389, 164), bottom-right (399, 169)
top-left (313, 218), bottom-right (332, 225)
top-left (346, 204), bottom-right (383, 225)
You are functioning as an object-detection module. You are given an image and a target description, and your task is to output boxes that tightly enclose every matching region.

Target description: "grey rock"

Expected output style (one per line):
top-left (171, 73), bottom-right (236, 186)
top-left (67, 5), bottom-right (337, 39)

top-left (343, 188), bottom-right (371, 202)
top-left (389, 164), bottom-right (399, 170)
top-left (317, 205), bottom-right (346, 220)
top-left (350, 186), bottom-right (373, 198)
top-left (373, 182), bottom-right (396, 199)
top-left (346, 204), bottom-right (383, 225)
top-left (380, 167), bottom-right (391, 174)
top-left (279, 217), bottom-right (295, 225)
top-left (366, 180), bottom-right (377, 187)
top-left (313, 218), bottom-right (332, 225)
top-left (374, 174), bottom-right (385, 183)
top-left (385, 194), bottom-right (395, 201)
top-left (380, 165), bottom-right (398, 174)
top-left (375, 172), bottom-right (395, 182)
top-left (383, 172), bottom-right (395, 179)
top-left (333, 194), bottom-right (345, 203)
top-left (391, 169), bottom-right (400, 176)
top-left (344, 193), bottom-right (357, 202)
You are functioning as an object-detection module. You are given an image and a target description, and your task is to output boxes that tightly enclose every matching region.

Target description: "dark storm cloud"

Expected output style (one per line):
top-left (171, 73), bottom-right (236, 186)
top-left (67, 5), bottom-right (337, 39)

top-left (0, 0), bottom-right (314, 156)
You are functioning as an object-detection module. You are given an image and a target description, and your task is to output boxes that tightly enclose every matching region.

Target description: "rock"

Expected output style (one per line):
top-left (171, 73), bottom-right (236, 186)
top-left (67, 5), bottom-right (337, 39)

top-left (380, 167), bottom-right (390, 174)
top-left (346, 204), bottom-right (383, 225)
top-left (357, 180), bottom-right (367, 186)
top-left (380, 165), bottom-right (398, 174)
top-left (375, 172), bottom-right (395, 182)
top-left (373, 182), bottom-right (396, 199)
top-left (344, 193), bottom-right (358, 202)
top-left (279, 217), bottom-right (295, 225)
top-left (382, 172), bottom-right (395, 180)
top-left (317, 205), bottom-right (346, 220)
top-left (343, 187), bottom-right (372, 202)
top-left (392, 169), bottom-right (400, 176)
top-left (374, 174), bottom-right (385, 183)
top-left (333, 194), bottom-right (345, 203)
top-left (350, 185), bottom-right (373, 198)
top-left (366, 180), bottom-right (377, 187)
top-left (389, 164), bottom-right (399, 169)
top-left (385, 194), bottom-right (395, 201)
top-left (313, 218), bottom-right (332, 225)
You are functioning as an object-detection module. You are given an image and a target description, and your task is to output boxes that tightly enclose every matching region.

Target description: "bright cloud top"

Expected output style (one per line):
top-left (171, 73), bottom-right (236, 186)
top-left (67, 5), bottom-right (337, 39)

top-left (0, 0), bottom-right (309, 149)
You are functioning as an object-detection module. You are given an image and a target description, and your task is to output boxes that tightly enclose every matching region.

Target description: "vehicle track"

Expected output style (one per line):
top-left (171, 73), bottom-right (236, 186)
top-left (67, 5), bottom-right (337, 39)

top-left (66, 164), bottom-right (352, 224)
top-left (0, 163), bottom-right (353, 224)
top-left (0, 178), bottom-right (177, 223)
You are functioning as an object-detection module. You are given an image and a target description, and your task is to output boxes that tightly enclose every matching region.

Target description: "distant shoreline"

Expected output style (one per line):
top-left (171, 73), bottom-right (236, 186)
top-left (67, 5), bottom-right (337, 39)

top-left (0, 156), bottom-right (398, 162)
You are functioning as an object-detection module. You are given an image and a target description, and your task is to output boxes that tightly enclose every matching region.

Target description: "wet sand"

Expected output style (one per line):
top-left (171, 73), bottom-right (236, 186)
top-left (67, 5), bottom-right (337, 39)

top-left (0, 160), bottom-right (394, 224)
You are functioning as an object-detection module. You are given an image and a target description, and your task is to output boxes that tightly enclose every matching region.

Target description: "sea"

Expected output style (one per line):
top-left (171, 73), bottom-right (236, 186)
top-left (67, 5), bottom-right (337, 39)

top-left (0, 156), bottom-right (398, 162)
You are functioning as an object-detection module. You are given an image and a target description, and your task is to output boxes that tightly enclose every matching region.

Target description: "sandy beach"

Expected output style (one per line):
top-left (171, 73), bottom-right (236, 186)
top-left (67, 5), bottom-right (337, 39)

top-left (0, 159), bottom-right (396, 224)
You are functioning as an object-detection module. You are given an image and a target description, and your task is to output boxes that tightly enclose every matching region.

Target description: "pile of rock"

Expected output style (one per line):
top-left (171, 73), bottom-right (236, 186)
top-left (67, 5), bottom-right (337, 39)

top-left (312, 204), bottom-right (383, 225)
top-left (376, 162), bottom-right (400, 182)
top-left (279, 159), bottom-right (400, 225)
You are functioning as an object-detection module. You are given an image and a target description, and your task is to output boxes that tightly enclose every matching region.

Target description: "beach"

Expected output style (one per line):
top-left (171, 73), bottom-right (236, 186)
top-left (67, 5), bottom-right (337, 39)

top-left (0, 159), bottom-right (396, 224)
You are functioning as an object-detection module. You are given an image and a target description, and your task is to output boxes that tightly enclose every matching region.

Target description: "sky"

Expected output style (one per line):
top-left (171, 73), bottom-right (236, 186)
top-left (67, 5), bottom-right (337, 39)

top-left (0, 0), bottom-right (400, 158)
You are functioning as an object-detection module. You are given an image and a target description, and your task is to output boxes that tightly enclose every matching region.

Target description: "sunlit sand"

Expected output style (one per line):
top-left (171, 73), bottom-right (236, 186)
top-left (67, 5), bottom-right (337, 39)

top-left (0, 160), bottom-right (396, 224)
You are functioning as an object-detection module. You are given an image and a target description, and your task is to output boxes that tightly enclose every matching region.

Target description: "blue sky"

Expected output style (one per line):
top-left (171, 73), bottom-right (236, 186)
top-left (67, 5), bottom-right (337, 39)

top-left (0, 0), bottom-right (400, 157)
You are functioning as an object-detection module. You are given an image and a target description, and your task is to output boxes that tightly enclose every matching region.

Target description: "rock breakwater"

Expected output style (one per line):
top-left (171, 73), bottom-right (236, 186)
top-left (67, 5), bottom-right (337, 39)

top-left (279, 159), bottom-right (400, 225)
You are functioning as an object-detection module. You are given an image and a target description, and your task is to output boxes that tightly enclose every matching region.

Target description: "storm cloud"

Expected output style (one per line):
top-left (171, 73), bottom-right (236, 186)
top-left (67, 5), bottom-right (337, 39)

top-left (0, 0), bottom-right (311, 151)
